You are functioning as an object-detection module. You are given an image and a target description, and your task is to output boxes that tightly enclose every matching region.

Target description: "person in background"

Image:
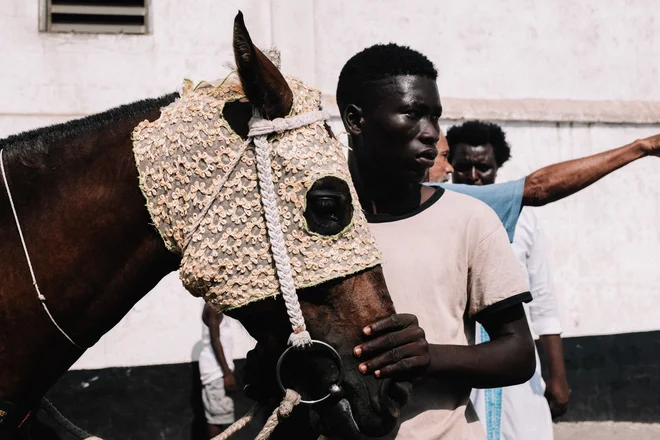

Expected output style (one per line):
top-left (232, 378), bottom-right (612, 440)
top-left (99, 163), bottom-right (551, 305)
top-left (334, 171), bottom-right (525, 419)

top-left (199, 303), bottom-right (238, 438)
top-left (425, 134), bottom-right (453, 183)
top-left (425, 129), bottom-right (660, 243)
top-left (443, 120), bottom-right (567, 440)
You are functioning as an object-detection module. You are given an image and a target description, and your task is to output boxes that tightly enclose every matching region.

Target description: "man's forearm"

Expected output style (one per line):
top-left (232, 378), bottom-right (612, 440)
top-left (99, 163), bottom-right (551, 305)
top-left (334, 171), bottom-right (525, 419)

top-left (427, 335), bottom-right (535, 389)
top-left (212, 341), bottom-right (232, 376)
top-left (540, 334), bottom-right (570, 417)
top-left (523, 140), bottom-right (646, 207)
top-left (539, 334), bottom-right (567, 381)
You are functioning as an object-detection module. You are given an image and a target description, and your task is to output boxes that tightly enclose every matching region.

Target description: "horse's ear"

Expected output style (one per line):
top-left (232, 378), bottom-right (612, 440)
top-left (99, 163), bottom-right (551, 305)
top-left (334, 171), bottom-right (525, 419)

top-left (233, 11), bottom-right (293, 120)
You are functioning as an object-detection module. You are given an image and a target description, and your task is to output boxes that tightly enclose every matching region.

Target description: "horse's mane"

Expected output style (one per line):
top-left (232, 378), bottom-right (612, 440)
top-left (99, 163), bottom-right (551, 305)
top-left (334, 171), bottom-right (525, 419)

top-left (0, 93), bottom-right (179, 156)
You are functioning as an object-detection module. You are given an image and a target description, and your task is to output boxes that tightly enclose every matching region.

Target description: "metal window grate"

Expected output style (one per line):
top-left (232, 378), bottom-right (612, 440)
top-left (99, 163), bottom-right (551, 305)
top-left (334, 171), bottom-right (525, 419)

top-left (40, 0), bottom-right (149, 34)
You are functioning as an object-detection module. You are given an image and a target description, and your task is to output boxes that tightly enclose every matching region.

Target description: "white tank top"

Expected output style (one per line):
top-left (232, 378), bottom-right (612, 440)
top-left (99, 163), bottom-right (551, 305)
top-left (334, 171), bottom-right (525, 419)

top-left (199, 313), bottom-right (235, 385)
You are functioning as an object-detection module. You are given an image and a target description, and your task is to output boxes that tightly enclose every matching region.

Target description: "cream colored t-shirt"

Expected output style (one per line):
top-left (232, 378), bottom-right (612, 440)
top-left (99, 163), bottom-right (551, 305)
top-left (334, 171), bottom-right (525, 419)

top-left (366, 188), bottom-right (530, 440)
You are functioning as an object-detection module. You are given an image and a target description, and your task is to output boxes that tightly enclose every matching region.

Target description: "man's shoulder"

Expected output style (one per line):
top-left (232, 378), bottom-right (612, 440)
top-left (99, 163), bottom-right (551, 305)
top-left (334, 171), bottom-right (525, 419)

top-left (512, 208), bottom-right (540, 247)
top-left (442, 187), bottom-right (491, 207)
top-left (432, 189), bottom-right (504, 243)
top-left (520, 206), bottom-right (540, 222)
top-left (442, 189), bottom-right (502, 221)
top-left (428, 178), bottom-right (525, 205)
top-left (427, 179), bottom-right (525, 242)
top-left (515, 206), bottom-right (540, 231)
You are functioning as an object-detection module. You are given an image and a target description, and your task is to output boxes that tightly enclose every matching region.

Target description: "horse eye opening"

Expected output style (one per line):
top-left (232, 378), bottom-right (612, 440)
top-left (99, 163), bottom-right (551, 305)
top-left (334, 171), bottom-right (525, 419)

top-left (305, 177), bottom-right (353, 236)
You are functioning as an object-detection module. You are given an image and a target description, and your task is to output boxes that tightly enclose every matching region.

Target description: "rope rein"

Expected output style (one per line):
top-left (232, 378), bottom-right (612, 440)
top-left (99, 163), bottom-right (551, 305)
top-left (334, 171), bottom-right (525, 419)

top-left (209, 110), bottom-right (332, 440)
top-left (0, 149), bottom-right (86, 350)
top-left (182, 110), bottom-right (330, 348)
top-left (211, 403), bottom-right (261, 440)
top-left (41, 399), bottom-right (101, 440)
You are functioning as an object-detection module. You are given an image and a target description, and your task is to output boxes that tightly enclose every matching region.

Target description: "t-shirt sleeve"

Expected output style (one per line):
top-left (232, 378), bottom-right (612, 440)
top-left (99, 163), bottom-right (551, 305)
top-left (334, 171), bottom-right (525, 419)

top-left (467, 204), bottom-right (531, 321)
top-left (431, 178), bottom-right (525, 242)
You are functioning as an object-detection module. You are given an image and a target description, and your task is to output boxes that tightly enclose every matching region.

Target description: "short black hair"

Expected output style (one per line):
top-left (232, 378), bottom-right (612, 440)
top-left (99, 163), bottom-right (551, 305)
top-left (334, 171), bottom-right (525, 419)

top-left (336, 43), bottom-right (437, 117)
top-left (446, 120), bottom-right (511, 167)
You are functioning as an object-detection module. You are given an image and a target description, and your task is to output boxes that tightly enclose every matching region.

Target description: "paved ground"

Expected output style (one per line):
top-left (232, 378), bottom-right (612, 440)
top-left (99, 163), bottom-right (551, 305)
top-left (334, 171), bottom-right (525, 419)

top-left (555, 422), bottom-right (660, 440)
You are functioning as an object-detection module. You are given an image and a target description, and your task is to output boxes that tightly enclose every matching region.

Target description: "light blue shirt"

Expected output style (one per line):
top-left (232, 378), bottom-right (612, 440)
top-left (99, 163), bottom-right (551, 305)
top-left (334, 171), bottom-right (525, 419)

top-left (425, 178), bottom-right (526, 242)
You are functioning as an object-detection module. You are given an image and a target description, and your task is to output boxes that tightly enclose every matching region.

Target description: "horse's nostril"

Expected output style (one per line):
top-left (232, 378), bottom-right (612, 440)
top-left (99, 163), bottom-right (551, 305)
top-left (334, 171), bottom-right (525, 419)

top-left (379, 379), bottom-right (412, 419)
top-left (390, 381), bottom-right (412, 406)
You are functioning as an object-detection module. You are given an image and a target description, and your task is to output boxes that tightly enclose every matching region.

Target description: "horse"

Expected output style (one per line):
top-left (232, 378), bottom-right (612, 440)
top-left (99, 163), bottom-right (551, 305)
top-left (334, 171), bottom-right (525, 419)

top-left (0, 12), bottom-right (410, 440)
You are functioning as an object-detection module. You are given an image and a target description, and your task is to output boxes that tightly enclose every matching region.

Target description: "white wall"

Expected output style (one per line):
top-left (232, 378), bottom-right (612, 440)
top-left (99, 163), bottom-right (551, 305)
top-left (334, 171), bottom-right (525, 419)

top-left (311, 0), bottom-right (660, 101)
top-left (2, 0), bottom-right (659, 369)
top-left (0, 0), bottom-right (273, 136)
top-left (70, 272), bottom-right (257, 370)
top-left (492, 122), bottom-right (660, 337)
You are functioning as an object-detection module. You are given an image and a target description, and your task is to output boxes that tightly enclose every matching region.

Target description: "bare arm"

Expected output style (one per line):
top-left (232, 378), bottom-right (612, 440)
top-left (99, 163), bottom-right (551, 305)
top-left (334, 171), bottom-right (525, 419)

top-left (540, 334), bottom-right (570, 418)
top-left (203, 304), bottom-right (233, 377)
top-left (427, 305), bottom-right (536, 388)
top-left (523, 135), bottom-right (659, 206)
top-left (540, 335), bottom-right (567, 380)
top-left (354, 305), bottom-right (536, 389)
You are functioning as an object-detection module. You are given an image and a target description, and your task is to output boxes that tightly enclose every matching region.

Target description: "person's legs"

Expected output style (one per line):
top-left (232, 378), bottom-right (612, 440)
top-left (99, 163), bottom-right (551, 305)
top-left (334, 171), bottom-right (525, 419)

top-left (202, 377), bottom-right (235, 439)
top-left (206, 422), bottom-right (226, 438)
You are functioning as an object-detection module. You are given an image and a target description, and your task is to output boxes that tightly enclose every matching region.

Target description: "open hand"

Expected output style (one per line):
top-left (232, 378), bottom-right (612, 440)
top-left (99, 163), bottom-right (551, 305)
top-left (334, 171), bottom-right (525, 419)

top-left (545, 376), bottom-right (570, 418)
top-left (353, 313), bottom-right (430, 380)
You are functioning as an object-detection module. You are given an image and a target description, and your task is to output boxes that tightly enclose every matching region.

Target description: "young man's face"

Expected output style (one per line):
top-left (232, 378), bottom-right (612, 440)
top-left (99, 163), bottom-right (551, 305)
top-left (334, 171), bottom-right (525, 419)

top-left (353, 75), bottom-right (442, 183)
top-left (450, 143), bottom-right (499, 185)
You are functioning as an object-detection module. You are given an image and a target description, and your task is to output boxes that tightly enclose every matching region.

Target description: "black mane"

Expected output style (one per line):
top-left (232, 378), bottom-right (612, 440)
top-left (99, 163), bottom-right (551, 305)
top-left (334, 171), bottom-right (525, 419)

top-left (0, 93), bottom-right (179, 155)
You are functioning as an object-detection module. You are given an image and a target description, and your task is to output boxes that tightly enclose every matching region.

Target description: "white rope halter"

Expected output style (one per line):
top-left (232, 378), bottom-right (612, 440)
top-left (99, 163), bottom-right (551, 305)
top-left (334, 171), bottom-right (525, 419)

top-left (209, 110), bottom-right (333, 440)
top-left (249, 110), bottom-right (332, 348)
top-left (183, 109), bottom-right (331, 348)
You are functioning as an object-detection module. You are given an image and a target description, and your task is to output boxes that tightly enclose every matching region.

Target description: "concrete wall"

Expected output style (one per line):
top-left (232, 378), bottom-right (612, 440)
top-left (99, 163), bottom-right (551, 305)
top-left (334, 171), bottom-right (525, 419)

top-left (68, 272), bottom-right (257, 370)
top-left (1, 0), bottom-right (659, 370)
top-left (492, 122), bottom-right (660, 336)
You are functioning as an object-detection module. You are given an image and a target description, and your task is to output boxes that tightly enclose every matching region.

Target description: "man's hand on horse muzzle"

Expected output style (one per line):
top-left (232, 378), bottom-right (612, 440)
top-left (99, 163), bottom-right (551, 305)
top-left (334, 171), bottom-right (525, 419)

top-left (353, 313), bottom-right (430, 380)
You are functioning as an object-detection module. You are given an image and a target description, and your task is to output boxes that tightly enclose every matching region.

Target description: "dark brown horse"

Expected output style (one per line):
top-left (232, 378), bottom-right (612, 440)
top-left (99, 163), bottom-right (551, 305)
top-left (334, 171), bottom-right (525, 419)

top-left (0, 13), bottom-right (409, 440)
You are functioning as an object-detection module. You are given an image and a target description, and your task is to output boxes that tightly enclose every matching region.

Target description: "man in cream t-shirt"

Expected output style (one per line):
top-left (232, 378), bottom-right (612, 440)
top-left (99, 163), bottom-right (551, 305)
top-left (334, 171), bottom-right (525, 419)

top-left (366, 187), bottom-right (532, 438)
top-left (337, 44), bottom-right (535, 439)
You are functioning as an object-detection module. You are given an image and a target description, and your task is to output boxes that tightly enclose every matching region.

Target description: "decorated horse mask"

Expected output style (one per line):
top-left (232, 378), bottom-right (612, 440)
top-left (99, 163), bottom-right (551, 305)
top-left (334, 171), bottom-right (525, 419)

top-left (132, 71), bottom-right (381, 311)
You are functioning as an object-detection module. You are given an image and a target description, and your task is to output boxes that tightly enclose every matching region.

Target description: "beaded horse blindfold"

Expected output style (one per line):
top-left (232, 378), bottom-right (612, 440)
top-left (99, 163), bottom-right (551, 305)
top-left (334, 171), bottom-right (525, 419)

top-left (132, 74), bottom-right (381, 310)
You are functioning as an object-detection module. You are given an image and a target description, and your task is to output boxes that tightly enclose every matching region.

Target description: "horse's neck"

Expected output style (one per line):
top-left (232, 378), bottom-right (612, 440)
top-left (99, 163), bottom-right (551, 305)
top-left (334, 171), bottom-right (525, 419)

top-left (0, 107), bottom-right (180, 408)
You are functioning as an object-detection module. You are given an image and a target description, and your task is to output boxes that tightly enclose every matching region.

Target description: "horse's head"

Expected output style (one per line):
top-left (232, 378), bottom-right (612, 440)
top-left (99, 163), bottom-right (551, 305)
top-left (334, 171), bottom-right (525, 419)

top-left (132, 12), bottom-right (409, 438)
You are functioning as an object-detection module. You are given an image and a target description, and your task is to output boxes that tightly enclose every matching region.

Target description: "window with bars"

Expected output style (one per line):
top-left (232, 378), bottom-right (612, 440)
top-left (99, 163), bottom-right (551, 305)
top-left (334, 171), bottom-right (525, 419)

top-left (39, 0), bottom-right (149, 34)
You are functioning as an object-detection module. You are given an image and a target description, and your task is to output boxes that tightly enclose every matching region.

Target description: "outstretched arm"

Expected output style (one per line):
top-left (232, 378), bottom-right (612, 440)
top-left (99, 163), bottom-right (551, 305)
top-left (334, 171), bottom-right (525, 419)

top-left (523, 134), bottom-right (659, 206)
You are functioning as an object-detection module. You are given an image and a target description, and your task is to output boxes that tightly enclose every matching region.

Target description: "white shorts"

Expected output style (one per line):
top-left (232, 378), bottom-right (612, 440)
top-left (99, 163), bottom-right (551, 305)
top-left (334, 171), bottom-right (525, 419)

top-left (202, 377), bottom-right (235, 426)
